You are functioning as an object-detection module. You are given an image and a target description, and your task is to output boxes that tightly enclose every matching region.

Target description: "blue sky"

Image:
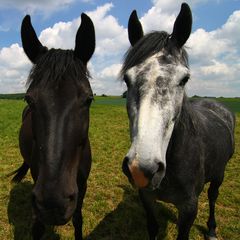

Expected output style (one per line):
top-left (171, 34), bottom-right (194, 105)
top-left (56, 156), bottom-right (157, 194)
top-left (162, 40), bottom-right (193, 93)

top-left (0, 0), bottom-right (239, 96)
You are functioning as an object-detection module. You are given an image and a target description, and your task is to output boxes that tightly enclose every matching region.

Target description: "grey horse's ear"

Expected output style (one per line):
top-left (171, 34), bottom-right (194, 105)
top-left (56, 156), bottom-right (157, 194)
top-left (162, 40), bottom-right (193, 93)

top-left (171, 3), bottom-right (192, 48)
top-left (128, 10), bottom-right (144, 46)
top-left (21, 15), bottom-right (48, 63)
top-left (74, 13), bottom-right (95, 65)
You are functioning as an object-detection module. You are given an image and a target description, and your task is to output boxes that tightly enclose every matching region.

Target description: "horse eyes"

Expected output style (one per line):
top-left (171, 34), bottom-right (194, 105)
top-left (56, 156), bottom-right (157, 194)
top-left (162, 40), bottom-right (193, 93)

top-left (124, 75), bottom-right (130, 87)
top-left (24, 95), bottom-right (35, 109)
top-left (179, 76), bottom-right (189, 87)
top-left (86, 95), bottom-right (94, 105)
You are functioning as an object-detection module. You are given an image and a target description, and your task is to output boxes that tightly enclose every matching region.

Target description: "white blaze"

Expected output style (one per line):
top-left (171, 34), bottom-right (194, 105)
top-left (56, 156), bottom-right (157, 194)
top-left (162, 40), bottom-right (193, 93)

top-left (126, 52), bottom-right (189, 179)
top-left (135, 90), bottom-right (175, 169)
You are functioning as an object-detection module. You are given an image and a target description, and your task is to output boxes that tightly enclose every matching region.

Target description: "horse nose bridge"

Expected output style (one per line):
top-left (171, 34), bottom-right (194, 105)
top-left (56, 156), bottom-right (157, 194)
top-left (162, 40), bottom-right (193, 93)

top-left (131, 128), bottom-right (170, 172)
top-left (45, 114), bottom-right (75, 159)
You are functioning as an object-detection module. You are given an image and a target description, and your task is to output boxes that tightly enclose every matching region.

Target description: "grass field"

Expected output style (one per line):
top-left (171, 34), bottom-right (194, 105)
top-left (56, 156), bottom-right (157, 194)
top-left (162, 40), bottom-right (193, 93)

top-left (0, 97), bottom-right (239, 240)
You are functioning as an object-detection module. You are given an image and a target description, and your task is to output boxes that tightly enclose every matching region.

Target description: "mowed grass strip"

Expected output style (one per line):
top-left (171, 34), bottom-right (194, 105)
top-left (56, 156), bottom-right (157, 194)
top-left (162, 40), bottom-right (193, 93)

top-left (0, 98), bottom-right (239, 240)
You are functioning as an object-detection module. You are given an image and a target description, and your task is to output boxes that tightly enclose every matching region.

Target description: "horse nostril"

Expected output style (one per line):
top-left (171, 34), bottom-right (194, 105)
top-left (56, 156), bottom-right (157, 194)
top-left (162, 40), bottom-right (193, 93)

top-left (68, 193), bottom-right (76, 202)
top-left (122, 156), bottom-right (129, 170)
top-left (157, 162), bottom-right (165, 173)
top-left (122, 157), bottom-right (131, 178)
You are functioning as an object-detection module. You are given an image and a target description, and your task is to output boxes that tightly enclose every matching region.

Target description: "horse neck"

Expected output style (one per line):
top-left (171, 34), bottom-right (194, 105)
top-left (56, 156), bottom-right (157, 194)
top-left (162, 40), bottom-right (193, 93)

top-left (169, 95), bottom-right (197, 149)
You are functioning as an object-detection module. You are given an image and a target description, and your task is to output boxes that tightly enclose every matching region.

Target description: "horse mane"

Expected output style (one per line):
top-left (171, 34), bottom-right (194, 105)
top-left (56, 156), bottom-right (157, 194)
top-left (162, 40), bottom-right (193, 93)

top-left (121, 31), bottom-right (189, 76)
top-left (27, 49), bottom-right (90, 89)
top-left (177, 95), bottom-right (200, 135)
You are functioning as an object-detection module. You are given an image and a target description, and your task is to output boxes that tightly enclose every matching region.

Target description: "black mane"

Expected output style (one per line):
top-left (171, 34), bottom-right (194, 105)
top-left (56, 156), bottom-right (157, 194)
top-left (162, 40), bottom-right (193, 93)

top-left (177, 95), bottom-right (200, 135)
top-left (27, 49), bottom-right (90, 89)
top-left (121, 31), bottom-right (188, 76)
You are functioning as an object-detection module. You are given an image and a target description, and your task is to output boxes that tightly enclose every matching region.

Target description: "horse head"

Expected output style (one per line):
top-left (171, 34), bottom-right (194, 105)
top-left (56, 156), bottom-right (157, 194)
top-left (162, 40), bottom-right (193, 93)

top-left (21, 13), bottom-right (95, 225)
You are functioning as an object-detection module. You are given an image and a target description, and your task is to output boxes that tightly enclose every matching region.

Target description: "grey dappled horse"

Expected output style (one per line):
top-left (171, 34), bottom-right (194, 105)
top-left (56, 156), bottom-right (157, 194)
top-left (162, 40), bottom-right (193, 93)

top-left (121, 3), bottom-right (235, 240)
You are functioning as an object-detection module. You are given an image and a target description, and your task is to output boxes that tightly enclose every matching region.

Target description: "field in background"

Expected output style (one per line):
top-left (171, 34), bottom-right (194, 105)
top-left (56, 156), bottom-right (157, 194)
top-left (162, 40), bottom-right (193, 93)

top-left (0, 94), bottom-right (240, 112)
top-left (0, 97), bottom-right (239, 239)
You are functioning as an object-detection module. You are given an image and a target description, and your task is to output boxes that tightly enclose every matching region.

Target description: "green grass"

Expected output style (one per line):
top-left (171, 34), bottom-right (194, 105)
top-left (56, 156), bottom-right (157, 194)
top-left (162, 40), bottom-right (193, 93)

top-left (93, 96), bottom-right (126, 106)
top-left (0, 98), bottom-right (239, 239)
top-left (214, 98), bottom-right (240, 113)
top-left (92, 96), bottom-right (240, 113)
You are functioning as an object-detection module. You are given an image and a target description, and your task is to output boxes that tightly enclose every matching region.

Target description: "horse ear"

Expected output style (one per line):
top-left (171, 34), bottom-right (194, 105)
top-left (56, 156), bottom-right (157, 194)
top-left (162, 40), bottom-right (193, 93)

top-left (128, 10), bottom-right (144, 46)
top-left (74, 13), bottom-right (95, 65)
top-left (21, 15), bottom-right (47, 63)
top-left (171, 3), bottom-right (192, 48)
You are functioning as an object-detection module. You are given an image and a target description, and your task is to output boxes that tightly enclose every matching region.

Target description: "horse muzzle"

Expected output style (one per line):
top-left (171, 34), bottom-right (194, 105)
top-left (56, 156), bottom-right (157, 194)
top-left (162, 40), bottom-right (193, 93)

top-left (33, 208), bottom-right (71, 226)
top-left (32, 191), bottom-right (78, 225)
top-left (122, 157), bottom-right (166, 189)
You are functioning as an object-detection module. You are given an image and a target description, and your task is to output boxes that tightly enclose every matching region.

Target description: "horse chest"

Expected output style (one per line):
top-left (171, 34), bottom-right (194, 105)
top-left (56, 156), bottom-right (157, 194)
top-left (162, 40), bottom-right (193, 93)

top-left (154, 161), bottom-right (205, 204)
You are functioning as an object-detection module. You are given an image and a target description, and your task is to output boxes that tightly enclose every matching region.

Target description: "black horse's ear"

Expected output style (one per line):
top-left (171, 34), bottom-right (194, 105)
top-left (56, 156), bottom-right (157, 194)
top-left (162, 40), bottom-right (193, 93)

top-left (74, 13), bottom-right (95, 65)
top-left (128, 10), bottom-right (144, 46)
top-left (21, 15), bottom-right (47, 63)
top-left (171, 3), bottom-right (192, 48)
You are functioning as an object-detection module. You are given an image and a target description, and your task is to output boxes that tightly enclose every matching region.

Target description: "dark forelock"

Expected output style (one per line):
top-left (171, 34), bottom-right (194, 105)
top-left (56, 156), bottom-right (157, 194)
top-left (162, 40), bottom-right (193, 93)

top-left (27, 49), bottom-right (90, 89)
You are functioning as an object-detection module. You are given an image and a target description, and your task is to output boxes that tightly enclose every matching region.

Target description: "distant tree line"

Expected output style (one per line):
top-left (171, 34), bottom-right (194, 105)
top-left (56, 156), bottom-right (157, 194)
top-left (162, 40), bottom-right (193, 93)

top-left (0, 93), bottom-right (25, 100)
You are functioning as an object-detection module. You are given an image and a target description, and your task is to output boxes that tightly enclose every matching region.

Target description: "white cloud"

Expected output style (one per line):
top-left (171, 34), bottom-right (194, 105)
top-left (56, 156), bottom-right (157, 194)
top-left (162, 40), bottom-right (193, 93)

top-left (39, 3), bottom-right (128, 57)
top-left (187, 10), bottom-right (240, 97)
top-left (0, 1), bottom-right (239, 97)
top-left (215, 10), bottom-right (240, 46)
top-left (39, 21), bottom-right (77, 49)
top-left (0, 25), bottom-right (9, 32)
top-left (142, 0), bottom-right (213, 33)
top-left (0, 0), bottom-right (77, 14)
top-left (186, 79), bottom-right (238, 97)
top-left (85, 3), bottom-right (128, 94)
top-left (152, 0), bottom-right (180, 12)
top-left (152, 0), bottom-right (215, 11)
top-left (140, 5), bottom-right (176, 33)
top-left (141, 0), bottom-right (196, 33)
top-left (201, 60), bottom-right (232, 76)
top-left (187, 12), bottom-right (240, 65)
top-left (0, 44), bottom-right (31, 93)
top-left (0, 44), bottom-right (29, 68)
top-left (188, 28), bottom-right (232, 64)
top-left (89, 63), bottom-right (126, 95)
top-left (87, 3), bottom-right (128, 58)
top-left (99, 64), bottom-right (122, 79)
top-left (81, 0), bottom-right (94, 3)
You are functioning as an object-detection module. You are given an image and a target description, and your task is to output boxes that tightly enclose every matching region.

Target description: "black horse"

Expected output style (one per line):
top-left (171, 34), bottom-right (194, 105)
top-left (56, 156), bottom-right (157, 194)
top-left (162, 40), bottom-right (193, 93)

top-left (10, 13), bottom-right (95, 240)
top-left (121, 3), bottom-right (235, 240)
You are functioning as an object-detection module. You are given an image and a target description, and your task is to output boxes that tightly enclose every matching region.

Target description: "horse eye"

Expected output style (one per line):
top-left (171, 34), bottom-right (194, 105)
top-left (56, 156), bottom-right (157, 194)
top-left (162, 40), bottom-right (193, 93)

top-left (86, 95), bottom-right (94, 105)
top-left (124, 74), bottom-right (130, 87)
top-left (24, 95), bottom-right (35, 109)
top-left (179, 76), bottom-right (189, 87)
